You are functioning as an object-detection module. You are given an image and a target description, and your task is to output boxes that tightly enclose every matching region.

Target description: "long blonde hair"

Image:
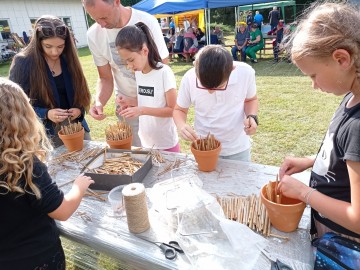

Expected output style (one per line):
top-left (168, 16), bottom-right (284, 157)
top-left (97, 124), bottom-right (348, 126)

top-left (285, 2), bottom-right (360, 82)
top-left (0, 79), bottom-right (53, 199)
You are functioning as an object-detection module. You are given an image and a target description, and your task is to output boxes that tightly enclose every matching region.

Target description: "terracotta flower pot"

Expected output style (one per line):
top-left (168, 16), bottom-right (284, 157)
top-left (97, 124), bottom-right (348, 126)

top-left (191, 139), bottom-right (221, 172)
top-left (106, 135), bottom-right (132, 150)
top-left (58, 128), bottom-right (84, 152)
top-left (260, 181), bottom-right (306, 233)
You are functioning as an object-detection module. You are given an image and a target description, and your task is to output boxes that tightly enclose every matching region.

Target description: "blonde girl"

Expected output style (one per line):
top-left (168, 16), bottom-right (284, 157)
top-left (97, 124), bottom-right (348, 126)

top-left (279, 2), bottom-right (360, 242)
top-left (0, 79), bottom-right (94, 269)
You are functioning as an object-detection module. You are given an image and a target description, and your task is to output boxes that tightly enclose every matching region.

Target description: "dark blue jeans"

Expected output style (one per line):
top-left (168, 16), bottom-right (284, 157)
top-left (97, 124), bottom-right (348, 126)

top-left (231, 45), bottom-right (247, 61)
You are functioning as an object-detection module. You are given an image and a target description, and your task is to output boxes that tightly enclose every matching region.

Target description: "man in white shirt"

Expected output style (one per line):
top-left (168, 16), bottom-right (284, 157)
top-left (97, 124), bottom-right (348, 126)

top-left (82, 0), bottom-right (169, 146)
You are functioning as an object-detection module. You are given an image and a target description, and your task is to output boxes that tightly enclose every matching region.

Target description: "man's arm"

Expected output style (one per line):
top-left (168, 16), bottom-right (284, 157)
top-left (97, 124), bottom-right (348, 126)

top-left (89, 63), bottom-right (114, 120)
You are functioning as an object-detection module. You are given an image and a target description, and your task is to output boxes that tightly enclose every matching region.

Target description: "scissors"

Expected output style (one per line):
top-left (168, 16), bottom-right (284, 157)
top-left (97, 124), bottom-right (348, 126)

top-left (136, 236), bottom-right (184, 260)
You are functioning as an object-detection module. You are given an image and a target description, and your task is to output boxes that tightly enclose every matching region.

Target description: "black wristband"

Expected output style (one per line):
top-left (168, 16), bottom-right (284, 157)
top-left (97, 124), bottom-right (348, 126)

top-left (45, 109), bottom-right (50, 120)
top-left (247, 114), bottom-right (258, 125)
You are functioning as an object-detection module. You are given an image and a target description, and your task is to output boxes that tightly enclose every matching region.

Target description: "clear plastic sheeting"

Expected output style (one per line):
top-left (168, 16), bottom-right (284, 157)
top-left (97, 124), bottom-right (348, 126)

top-left (50, 141), bottom-right (314, 269)
top-left (148, 176), bottom-right (268, 270)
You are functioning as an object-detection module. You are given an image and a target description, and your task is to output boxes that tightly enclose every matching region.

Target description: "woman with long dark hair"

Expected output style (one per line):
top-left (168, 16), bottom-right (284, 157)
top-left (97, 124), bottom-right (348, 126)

top-left (9, 15), bottom-right (91, 147)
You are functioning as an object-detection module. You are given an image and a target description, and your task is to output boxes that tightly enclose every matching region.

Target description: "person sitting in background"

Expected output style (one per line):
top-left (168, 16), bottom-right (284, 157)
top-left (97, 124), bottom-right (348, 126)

top-left (245, 23), bottom-right (264, 63)
top-left (183, 27), bottom-right (198, 62)
top-left (212, 25), bottom-right (225, 45)
top-left (267, 20), bottom-right (284, 62)
top-left (171, 29), bottom-right (185, 61)
top-left (195, 27), bottom-right (205, 47)
top-left (231, 22), bottom-right (250, 62)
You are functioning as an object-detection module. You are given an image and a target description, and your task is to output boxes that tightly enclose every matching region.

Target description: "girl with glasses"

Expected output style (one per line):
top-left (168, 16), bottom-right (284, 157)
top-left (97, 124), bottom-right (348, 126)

top-left (114, 22), bottom-right (180, 152)
top-left (0, 78), bottom-right (94, 269)
top-left (9, 15), bottom-right (91, 147)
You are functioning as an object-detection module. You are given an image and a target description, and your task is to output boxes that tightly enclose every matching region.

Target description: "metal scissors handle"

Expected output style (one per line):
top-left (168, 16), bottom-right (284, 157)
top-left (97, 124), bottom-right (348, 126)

top-left (136, 236), bottom-right (180, 260)
top-left (158, 243), bottom-right (177, 260)
top-left (163, 241), bottom-right (184, 254)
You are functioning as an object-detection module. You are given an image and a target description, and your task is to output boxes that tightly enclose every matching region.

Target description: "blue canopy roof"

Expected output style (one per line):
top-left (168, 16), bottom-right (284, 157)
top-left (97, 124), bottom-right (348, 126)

top-left (133, 0), bottom-right (277, 14)
top-left (133, 0), bottom-right (207, 15)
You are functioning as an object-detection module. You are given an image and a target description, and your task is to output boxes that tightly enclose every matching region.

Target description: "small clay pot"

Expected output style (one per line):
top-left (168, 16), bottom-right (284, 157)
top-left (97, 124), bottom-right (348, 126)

top-left (106, 135), bottom-right (132, 150)
top-left (191, 139), bottom-right (221, 172)
top-left (58, 128), bottom-right (84, 152)
top-left (260, 181), bottom-right (306, 232)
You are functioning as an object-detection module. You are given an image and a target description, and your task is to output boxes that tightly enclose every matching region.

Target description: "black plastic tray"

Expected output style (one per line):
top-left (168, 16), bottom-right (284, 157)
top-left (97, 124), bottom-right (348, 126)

top-left (82, 149), bottom-right (152, 190)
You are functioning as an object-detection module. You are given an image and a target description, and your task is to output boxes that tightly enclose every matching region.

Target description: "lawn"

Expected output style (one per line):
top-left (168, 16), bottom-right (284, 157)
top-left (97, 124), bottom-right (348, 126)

top-left (0, 46), bottom-right (341, 269)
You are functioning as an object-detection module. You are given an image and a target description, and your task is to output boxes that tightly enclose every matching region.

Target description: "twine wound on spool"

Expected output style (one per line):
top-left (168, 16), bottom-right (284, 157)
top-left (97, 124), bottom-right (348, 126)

top-left (122, 183), bottom-right (150, 233)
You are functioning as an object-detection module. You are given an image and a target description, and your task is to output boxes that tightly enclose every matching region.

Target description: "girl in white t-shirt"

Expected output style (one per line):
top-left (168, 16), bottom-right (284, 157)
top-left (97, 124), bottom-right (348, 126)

top-left (114, 22), bottom-right (180, 152)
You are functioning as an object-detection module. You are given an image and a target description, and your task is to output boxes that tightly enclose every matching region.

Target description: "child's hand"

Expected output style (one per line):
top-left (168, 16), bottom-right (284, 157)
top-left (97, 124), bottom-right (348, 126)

top-left (178, 124), bottom-right (198, 142)
top-left (119, 106), bottom-right (142, 118)
top-left (278, 175), bottom-right (307, 201)
top-left (279, 157), bottom-right (314, 179)
top-left (67, 108), bottom-right (81, 121)
top-left (243, 117), bottom-right (257, 135)
top-left (48, 108), bottom-right (71, 123)
top-left (73, 174), bottom-right (94, 195)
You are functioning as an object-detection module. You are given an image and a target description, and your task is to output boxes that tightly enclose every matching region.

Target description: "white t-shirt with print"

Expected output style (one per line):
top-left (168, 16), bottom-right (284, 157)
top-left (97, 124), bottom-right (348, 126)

top-left (177, 61), bottom-right (256, 156)
top-left (135, 64), bottom-right (178, 149)
top-left (87, 8), bottom-right (169, 98)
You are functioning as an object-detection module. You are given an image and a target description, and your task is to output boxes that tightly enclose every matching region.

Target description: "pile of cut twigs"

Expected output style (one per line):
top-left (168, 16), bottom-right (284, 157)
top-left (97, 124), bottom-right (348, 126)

top-left (193, 133), bottom-right (220, 151)
top-left (105, 121), bottom-right (132, 141)
top-left (217, 194), bottom-right (271, 236)
top-left (88, 153), bottom-right (142, 175)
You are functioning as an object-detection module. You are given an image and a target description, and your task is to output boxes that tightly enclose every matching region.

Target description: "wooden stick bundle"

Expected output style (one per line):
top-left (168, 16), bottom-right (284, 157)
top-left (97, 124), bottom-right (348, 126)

top-left (217, 194), bottom-right (272, 236)
top-left (105, 121), bottom-right (132, 141)
top-left (266, 178), bottom-right (282, 204)
top-left (193, 133), bottom-right (220, 151)
top-left (60, 121), bottom-right (83, 135)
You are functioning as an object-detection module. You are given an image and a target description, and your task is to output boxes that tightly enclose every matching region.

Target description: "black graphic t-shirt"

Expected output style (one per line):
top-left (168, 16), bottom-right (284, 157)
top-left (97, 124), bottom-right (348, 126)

top-left (310, 93), bottom-right (360, 238)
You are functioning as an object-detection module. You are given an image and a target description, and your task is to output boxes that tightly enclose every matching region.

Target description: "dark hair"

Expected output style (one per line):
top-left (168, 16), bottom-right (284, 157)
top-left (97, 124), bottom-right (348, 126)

top-left (196, 45), bottom-right (233, 88)
top-left (10, 15), bottom-right (91, 111)
top-left (251, 23), bottom-right (258, 29)
top-left (115, 22), bottom-right (162, 70)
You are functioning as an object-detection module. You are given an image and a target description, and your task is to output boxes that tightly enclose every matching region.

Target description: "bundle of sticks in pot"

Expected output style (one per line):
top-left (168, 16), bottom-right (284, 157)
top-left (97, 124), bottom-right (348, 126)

top-left (60, 121), bottom-right (83, 135)
top-left (105, 121), bottom-right (133, 150)
top-left (265, 176), bottom-right (282, 204)
top-left (192, 133), bottom-right (220, 151)
top-left (58, 120), bottom-right (84, 151)
top-left (191, 133), bottom-right (221, 172)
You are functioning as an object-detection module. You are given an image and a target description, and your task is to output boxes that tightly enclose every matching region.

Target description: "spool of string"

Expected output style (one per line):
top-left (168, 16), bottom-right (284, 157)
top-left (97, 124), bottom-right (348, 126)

top-left (122, 183), bottom-right (150, 233)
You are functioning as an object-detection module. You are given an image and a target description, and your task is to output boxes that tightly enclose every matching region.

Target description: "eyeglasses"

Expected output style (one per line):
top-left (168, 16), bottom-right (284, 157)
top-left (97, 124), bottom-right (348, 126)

top-left (38, 25), bottom-right (67, 38)
top-left (196, 78), bottom-right (228, 91)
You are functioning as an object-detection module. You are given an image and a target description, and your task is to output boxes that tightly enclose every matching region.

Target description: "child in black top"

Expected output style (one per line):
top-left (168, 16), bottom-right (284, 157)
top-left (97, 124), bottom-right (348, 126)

top-left (279, 2), bottom-right (360, 242)
top-left (0, 78), bottom-right (94, 269)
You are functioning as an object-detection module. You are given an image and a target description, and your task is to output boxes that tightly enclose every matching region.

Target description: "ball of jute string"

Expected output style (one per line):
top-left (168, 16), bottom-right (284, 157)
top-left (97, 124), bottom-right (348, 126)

top-left (122, 183), bottom-right (150, 233)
